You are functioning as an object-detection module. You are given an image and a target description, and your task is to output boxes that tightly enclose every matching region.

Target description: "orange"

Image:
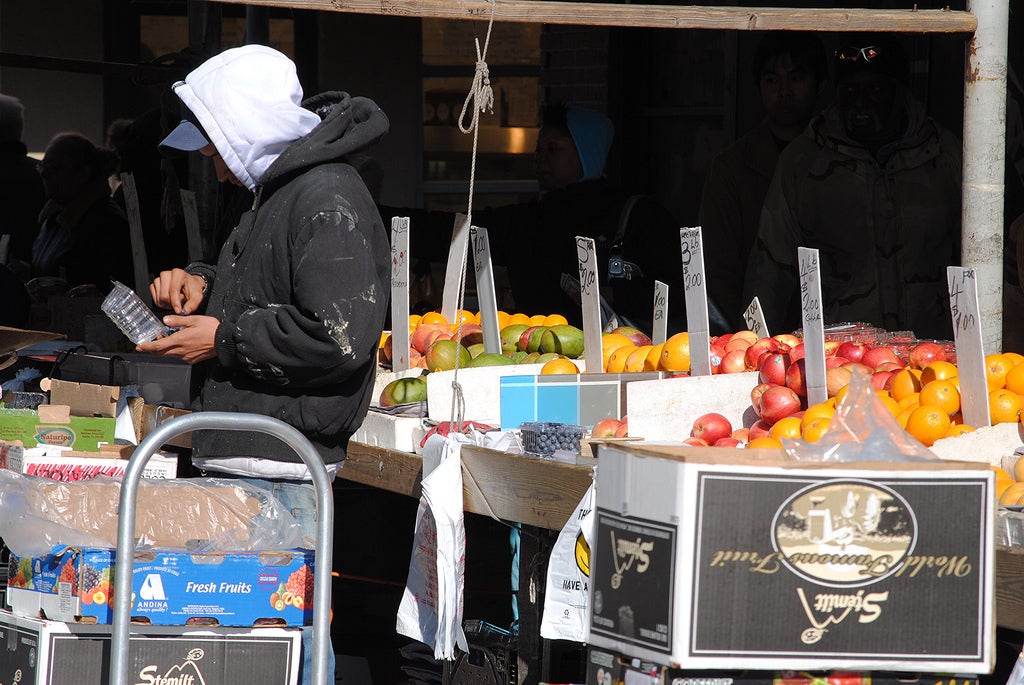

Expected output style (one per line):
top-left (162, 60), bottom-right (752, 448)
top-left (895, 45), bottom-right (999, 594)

top-left (508, 312), bottom-right (531, 326)
top-left (770, 416), bottom-right (803, 440)
top-left (1004, 361), bottom-right (1024, 396)
top-left (453, 309), bottom-right (475, 326)
top-left (985, 353), bottom-right (1014, 391)
top-left (419, 311), bottom-right (448, 326)
top-left (995, 476), bottom-right (1015, 500)
top-left (802, 416), bottom-right (831, 443)
top-left (991, 465), bottom-right (1014, 482)
top-left (624, 345), bottom-right (653, 373)
top-left (905, 405), bottom-right (952, 447)
top-left (875, 391), bottom-right (901, 416)
top-left (1003, 351), bottom-right (1024, 367)
top-left (408, 313), bottom-right (423, 329)
top-left (660, 331), bottom-right (692, 373)
top-left (606, 344), bottom-right (638, 374)
top-left (747, 436), bottom-right (784, 449)
top-left (920, 360), bottom-right (959, 385)
top-left (889, 368), bottom-right (923, 402)
top-left (897, 392), bottom-right (921, 409)
top-left (540, 357), bottom-right (580, 375)
top-left (644, 343), bottom-right (665, 372)
top-left (542, 313), bottom-right (569, 327)
top-left (801, 403), bottom-right (835, 430)
top-left (999, 481), bottom-right (1024, 506)
top-left (834, 384), bottom-right (850, 407)
top-left (1015, 456), bottom-right (1024, 481)
top-left (495, 311), bottom-right (511, 330)
top-left (919, 379), bottom-right (960, 417)
top-left (529, 314), bottom-right (547, 326)
top-left (988, 388), bottom-right (1024, 424)
top-left (602, 333), bottom-right (635, 370)
top-left (895, 406), bottom-right (915, 429)
top-left (944, 423), bottom-right (975, 438)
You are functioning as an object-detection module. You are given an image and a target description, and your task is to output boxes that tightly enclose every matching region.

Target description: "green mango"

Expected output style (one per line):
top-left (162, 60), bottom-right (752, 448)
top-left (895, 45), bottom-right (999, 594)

top-left (379, 376), bottom-right (427, 407)
top-left (467, 352), bottom-right (516, 368)
top-left (539, 324), bottom-right (585, 359)
top-left (500, 324), bottom-right (531, 354)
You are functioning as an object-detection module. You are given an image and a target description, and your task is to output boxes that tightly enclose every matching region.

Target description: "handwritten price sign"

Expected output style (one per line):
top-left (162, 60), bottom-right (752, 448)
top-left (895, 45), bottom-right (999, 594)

top-left (390, 217), bottom-right (410, 371)
top-left (681, 227), bottom-right (711, 376)
top-left (577, 236), bottom-right (603, 374)
top-left (798, 247), bottom-right (826, 406)
top-left (470, 226), bottom-right (502, 354)
top-left (947, 267), bottom-right (990, 428)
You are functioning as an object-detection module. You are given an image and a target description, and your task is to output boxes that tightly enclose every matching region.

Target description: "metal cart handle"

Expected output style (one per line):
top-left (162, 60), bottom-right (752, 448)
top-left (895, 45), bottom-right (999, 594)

top-left (109, 412), bottom-right (334, 685)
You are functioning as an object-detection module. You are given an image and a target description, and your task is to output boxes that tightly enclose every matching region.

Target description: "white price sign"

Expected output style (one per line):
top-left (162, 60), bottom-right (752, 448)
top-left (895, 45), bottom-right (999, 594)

top-left (441, 213), bottom-right (471, 324)
top-left (390, 217), bottom-right (411, 371)
top-left (577, 236), bottom-right (603, 374)
top-left (798, 247), bottom-right (827, 406)
top-left (681, 227), bottom-right (711, 376)
top-left (470, 226), bottom-right (502, 354)
top-left (947, 266), bottom-right (990, 428)
top-left (743, 297), bottom-right (769, 339)
top-left (652, 280), bottom-right (669, 345)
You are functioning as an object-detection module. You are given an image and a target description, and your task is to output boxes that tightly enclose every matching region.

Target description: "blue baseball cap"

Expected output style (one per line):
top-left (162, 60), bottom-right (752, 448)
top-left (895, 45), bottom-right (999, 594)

top-left (159, 107), bottom-right (210, 153)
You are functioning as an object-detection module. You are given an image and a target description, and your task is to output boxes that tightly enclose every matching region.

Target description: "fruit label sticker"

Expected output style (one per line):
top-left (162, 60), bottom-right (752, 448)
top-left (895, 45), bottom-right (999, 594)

top-left (947, 267), bottom-right (990, 428)
top-left (798, 247), bottom-right (827, 406)
top-left (681, 227), bottom-right (711, 376)
top-left (576, 236), bottom-right (604, 374)
top-left (391, 217), bottom-right (411, 371)
top-left (744, 297), bottom-right (770, 339)
top-left (470, 226), bottom-right (502, 354)
top-left (441, 214), bottom-right (471, 324)
top-left (652, 280), bottom-right (669, 345)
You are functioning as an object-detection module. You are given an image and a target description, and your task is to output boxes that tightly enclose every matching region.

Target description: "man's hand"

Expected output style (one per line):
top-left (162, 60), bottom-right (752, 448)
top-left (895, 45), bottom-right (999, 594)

top-left (137, 314), bottom-right (219, 364)
top-left (150, 268), bottom-right (207, 316)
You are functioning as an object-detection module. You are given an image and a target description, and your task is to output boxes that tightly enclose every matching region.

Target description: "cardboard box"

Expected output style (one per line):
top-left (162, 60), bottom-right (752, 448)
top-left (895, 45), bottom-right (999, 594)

top-left (351, 410), bottom-right (426, 453)
top-left (427, 363), bottom-right (549, 425)
top-left (0, 407), bottom-right (116, 451)
top-left (587, 444), bottom-right (996, 673)
top-left (0, 609), bottom-right (300, 685)
top-left (499, 371), bottom-right (661, 429)
top-left (625, 372), bottom-right (760, 442)
top-left (1, 443), bottom-right (178, 481)
top-left (6, 546), bottom-right (314, 626)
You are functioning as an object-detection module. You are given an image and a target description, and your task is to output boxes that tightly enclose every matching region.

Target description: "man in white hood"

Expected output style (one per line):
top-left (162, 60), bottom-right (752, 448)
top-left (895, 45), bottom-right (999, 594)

top-left (140, 44), bottom-right (391, 685)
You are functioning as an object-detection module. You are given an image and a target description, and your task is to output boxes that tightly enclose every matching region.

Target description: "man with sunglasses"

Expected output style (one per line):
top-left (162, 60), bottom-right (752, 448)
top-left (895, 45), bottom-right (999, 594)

top-left (742, 34), bottom-right (962, 340)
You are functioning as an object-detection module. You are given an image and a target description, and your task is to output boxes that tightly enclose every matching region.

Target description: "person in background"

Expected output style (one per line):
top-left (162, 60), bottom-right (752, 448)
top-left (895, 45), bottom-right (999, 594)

top-left (137, 44), bottom-right (391, 685)
top-left (0, 94), bottom-right (46, 277)
top-left (742, 34), bottom-right (962, 340)
top-left (698, 32), bottom-right (827, 330)
top-left (31, 132), bottom-right (134, 292)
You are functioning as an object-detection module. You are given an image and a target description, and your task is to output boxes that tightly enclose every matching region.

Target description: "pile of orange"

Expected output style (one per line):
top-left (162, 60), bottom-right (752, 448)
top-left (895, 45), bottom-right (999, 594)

top-left (603, 330), bottom-right (691, 374)
top-left (994, 457), bottom-right (1024, 505)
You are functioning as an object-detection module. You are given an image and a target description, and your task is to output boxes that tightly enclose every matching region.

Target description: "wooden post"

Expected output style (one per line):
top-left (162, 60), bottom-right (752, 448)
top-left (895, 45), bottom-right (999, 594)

top-left (120, 172), bottom-right (151, 304)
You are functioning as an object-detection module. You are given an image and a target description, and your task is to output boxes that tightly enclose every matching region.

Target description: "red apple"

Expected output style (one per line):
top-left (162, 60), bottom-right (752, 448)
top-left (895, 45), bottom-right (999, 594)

top-left (826, 365), bottom-right (854, 397)
top-left (731, 330), bottom-right (759, 346)
top-left (908, 341), bottom-right (947, 370)
top-left (683, 437), bottom-right (709, 447)
top-left (772, 333), bottom-right (800, 349)
top-left (719, 348), bottom-right (747, 374)
top-left (759, 385), bottom-right (802, 425)
top-left (456, 323), bottom-right (484, 347)
top-left (750, 382), bottom-right (773, 417)
top-left (826, 356), bottom-right (850, 369)
top-left (788, 342), bottom-right (806, 365)
top-left (744, 338), bottom-right (778, 370)
top-left (692, 412), bottom-right (733, 445)
top-left (713, 437), bottom-right (743, 448)
top-left (835, 341), bottom-right (868, 363)
top-left (724, 336), bottom-right (753, 353)
top-left (786, 358), bottom-right (807, 397)
top-left (823, 340), bottom-right (840, 357)
top-left (861, 345), bottom-right (901, 371)
top-left (748, 419), bottom-right (772, 440)
top-left (614, 418), bottom-right (629, 437)
top-left (714, 333), bottom-right (733, 346)
top-left (591, 417), bottom-right (622, 438)
top-left (612, 326), bottom-right (653, 348)
top-left (872, 370), bottom-right (896, 391)
top-left (758, 352), bottom-right (788, 387)
top-left (876, 360), bottom-right (904, 372)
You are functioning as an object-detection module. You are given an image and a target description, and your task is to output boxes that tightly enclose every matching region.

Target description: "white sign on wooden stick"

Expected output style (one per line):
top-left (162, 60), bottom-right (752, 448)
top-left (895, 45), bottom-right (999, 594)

top-left (470, 226), bottom-right (502, 354)
top-left (798, 247), bottom-right (827, 406)
top-left (576, 236), bottom-right (604, 374)
top-left (390, 217), bottom-right (411, 372)
top-left (680, 227), bottom-right (711, 376)
top-left (652, 280), bottom-right (669, 345)
top-left (441, 213), bottom-right (471, 323)
top-left (947, 266), bottom-right (991, 428)
top-left (743, 297), bottom-right (770, 339)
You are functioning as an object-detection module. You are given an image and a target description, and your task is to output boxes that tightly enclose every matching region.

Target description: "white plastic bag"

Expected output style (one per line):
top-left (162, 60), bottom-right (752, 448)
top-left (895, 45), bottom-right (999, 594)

top-left (396, 433), bottom-right (469, 659)
top-left (540, 481), bottom-right (595, 642)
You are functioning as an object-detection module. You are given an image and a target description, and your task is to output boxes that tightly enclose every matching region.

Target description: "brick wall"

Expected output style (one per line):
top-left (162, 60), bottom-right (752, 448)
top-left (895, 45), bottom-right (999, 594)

top-left (540, 25), bottom-right (610, 112)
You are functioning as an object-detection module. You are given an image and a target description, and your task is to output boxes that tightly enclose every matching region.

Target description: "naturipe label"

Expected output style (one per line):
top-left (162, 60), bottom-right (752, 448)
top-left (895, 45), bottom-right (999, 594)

top-left (681, 227), bottom-right (711, 376)
top-left (470, 226), bottom-right (502, 354)
top-left (947, 267), bottom-right (990, 428)
top-left (798, 247), bottom-right (827, 406)
top-left (576, 236), bottom-right (603, 374)
top-left (390, 217), bottom-right (410, 371)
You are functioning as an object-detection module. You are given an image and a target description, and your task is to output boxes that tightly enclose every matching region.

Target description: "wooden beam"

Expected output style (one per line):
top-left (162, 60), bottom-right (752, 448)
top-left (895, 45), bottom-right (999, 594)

top-left (218, 0), bottom-right (977, 33)
top-left (996, 545), bottom-right (1024, 632)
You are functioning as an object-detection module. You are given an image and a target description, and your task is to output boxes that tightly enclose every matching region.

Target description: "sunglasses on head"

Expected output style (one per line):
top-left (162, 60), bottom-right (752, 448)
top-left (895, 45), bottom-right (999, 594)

top-left (837, 45), bottom-right (881, 63)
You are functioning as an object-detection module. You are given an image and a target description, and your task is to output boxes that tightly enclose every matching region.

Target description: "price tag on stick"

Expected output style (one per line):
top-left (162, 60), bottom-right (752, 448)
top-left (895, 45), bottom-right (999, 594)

top-left (947, 266), bottom-right (991, 428)
top-left (652, 280), bottom-right (669, 345)
top-left (743, 297), bottom-right (770, 339)
top-left (680, 227), bottom-right (711, 376)
top-left (576, 236), bottom-right (604, 374)
top-left (798, 247), bottom-right (827, 406)
top-left (390, 217), bottom-right (411, 372)
top-left (441, 213), bottom-right (471, 323)
top-left (470, 226), bottom-right (502, 354)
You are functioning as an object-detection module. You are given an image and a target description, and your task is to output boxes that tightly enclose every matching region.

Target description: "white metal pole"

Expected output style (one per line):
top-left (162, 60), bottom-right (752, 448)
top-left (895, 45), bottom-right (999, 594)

top-left (962, 0), bottom-right (1009, 354)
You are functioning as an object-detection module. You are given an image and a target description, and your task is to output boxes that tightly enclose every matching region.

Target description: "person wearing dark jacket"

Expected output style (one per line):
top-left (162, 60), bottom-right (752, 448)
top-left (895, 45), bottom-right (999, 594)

top-left (0, 94), bottom-right (45, 273)
top-left (138, 44), bottom-right (391, 685)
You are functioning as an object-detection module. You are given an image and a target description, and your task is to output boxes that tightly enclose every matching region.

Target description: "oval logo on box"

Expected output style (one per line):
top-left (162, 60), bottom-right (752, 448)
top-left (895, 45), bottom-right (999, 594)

top-left (35, 426), bottom-right (75, 447)
top-left (772, 479), bottom-right (916, 587)
top-left (257, 568), bottom-right (280, 589)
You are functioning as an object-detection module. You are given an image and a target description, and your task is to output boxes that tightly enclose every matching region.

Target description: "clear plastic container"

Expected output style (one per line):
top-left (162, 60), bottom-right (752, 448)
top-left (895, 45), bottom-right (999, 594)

top-left (519, 422), bottom-right (585, 456)
top-left (101, 281), bottom-right (171, 345)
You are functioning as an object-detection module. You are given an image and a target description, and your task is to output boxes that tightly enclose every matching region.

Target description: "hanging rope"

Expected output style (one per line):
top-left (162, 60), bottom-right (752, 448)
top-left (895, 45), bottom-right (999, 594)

top-left (448, 0), bottom-right (497, 427)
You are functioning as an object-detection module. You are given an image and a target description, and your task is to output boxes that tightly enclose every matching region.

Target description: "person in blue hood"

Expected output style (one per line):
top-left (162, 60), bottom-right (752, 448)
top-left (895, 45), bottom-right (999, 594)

top-left (138, 44), bottom-right (391, 685)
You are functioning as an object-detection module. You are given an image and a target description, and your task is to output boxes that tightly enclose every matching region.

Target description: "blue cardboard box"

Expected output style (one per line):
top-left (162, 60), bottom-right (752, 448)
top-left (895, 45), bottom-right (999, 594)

top-left (499, 372), bottom-right (662, 429)
top-left (6, 546), bottom-right (315, 626)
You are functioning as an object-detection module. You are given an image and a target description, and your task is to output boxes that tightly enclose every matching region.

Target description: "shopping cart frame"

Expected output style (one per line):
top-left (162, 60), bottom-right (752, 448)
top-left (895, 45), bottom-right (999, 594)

top-left (109, 412), bottom-right (334, 685)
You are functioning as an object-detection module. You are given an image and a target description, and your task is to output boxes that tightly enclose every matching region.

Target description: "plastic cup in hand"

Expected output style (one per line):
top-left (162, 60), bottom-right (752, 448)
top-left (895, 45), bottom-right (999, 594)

top-left (101, 281), bottom-right (171, 345)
